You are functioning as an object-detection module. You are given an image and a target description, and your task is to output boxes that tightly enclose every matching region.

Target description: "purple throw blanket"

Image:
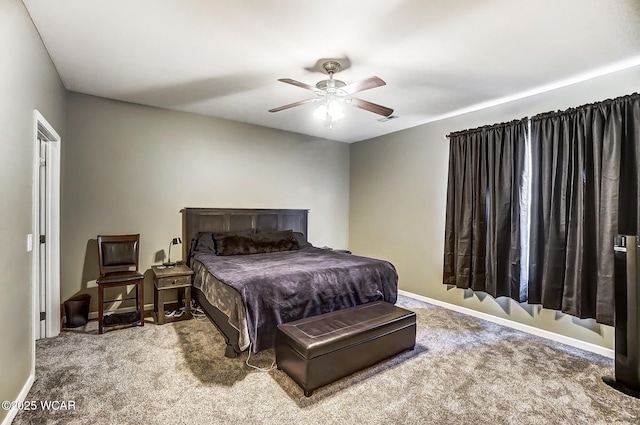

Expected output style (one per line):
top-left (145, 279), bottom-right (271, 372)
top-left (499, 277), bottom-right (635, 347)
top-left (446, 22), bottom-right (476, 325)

top-left (193, 247), bottom-right (398, 352)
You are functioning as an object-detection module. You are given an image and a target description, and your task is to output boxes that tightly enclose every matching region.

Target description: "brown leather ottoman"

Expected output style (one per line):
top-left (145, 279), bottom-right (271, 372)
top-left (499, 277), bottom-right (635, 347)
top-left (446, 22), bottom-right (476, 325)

top-left (275, 301), bottom-right (416, 397)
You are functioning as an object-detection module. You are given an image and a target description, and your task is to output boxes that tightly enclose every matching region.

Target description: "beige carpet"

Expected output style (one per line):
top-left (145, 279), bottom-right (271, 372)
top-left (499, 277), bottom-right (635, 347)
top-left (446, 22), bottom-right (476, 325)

top-left (13, 295), bottom-right (640, 424)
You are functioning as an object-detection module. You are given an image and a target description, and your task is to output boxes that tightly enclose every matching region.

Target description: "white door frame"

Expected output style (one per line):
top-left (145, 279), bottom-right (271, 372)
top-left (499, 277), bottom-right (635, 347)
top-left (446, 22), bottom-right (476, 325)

top-left (31, 110), bottom-right (61, 340)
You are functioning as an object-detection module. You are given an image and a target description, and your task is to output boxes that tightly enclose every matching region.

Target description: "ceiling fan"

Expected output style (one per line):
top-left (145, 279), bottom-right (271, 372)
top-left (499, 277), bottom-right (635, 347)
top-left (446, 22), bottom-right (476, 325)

top-left (268, 60), bottom-right (394, 123)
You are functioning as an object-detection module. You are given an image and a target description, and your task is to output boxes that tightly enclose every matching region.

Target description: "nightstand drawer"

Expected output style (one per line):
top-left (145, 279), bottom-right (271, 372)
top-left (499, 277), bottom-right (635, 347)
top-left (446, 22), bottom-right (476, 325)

top-left (156, 274), bottom-right (191, 288)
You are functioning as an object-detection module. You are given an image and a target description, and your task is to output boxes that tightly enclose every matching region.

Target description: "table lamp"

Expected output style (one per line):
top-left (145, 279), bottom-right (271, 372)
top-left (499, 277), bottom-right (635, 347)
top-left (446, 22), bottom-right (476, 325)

top-left (163, 237), bottom-right (182, 267)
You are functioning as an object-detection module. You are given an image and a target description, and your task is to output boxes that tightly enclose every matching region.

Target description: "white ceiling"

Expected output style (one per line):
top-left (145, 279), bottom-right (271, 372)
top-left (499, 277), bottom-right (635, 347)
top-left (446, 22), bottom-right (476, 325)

top-left (23, 0), bottom-right (640, 143)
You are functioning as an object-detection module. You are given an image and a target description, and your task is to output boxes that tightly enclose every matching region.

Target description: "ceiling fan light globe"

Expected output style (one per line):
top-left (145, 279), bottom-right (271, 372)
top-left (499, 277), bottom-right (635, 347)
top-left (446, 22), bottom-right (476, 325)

top-left (313, 104), bottom-right (328, 120)
top-left (313, 102), bottom-right (344, 122)
top-left (327, 101), bottom-right (344, 120)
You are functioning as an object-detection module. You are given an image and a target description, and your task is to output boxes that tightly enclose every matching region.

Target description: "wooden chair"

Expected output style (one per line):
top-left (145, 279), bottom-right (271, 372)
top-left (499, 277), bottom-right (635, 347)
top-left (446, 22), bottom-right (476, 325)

top-left (96, 234), bottom-right (144, 334)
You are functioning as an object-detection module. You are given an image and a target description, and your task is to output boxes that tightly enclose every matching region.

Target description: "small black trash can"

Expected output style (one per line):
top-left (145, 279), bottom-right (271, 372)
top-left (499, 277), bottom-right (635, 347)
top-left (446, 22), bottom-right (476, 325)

top-left (64, 293), bottom-right (91, 328)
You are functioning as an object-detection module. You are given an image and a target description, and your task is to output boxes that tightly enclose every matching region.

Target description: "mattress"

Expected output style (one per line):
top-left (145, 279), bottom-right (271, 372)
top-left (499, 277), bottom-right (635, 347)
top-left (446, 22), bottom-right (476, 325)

top-left (191, 259), bottom-right (251, 351)
top-left (192, 247), bottom-right (398, 352)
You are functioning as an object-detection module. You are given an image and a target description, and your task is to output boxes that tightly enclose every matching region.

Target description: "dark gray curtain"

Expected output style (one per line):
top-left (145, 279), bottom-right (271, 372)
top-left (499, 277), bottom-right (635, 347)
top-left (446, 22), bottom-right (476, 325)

top-left (443, 119), bottom-right (527, 301)
top-left (528, 93), bottom-right (640, 326)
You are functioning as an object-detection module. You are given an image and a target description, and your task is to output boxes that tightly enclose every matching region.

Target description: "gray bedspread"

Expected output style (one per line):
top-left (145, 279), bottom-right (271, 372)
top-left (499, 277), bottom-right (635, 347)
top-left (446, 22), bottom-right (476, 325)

top-left (193, 247), bottom-right (398, 352)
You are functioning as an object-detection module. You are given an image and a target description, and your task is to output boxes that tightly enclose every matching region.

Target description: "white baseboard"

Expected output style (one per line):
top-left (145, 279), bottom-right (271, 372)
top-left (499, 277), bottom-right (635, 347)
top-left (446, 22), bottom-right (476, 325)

top-left (399, 289), bottom-right (614, 359)
top-left (1, 372), bottom-right (34, 425)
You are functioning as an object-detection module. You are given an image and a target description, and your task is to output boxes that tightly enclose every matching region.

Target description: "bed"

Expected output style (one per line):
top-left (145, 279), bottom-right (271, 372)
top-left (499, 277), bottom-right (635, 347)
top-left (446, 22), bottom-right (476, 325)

top-left (181, 208), bottom-right (398, 357)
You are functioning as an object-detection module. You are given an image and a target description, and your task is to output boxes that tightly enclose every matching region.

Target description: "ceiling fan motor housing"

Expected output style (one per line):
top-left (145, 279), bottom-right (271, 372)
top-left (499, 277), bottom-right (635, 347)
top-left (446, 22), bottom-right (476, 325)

top-left (316, 79), bottom-right (346, 93)
top-left (317, 61), bottom-right (346, 94)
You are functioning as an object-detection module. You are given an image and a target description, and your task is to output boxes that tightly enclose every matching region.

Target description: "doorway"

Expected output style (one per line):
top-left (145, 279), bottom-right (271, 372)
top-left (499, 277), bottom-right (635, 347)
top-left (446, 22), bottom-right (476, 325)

top-left (32, 110), bottom-right (61, 340)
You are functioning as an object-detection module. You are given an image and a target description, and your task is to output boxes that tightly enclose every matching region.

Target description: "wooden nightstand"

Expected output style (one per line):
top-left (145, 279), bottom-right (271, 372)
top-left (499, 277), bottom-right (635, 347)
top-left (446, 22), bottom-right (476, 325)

top-left (152, 264), bottom-right (194, 325)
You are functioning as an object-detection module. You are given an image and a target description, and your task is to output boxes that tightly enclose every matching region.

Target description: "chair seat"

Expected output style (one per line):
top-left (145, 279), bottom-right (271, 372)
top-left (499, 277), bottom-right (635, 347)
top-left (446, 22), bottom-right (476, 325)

top-left (97, 271), bottom-right (144, 284)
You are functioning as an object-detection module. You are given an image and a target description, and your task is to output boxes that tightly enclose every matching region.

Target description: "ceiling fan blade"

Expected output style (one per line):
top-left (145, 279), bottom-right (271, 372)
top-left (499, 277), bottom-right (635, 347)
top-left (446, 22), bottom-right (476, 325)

top-left (348, 97), bottom-right (394, 117)
top-left (278, 78), bottom-right (319, 92)
top-left (268, 98), bottom-right (320, 113)
top-left (341, 76), bottom-right (386, 95)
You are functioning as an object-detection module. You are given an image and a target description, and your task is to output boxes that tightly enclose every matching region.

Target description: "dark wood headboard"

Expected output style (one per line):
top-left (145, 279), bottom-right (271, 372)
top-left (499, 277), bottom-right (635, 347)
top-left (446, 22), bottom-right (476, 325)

top-left (181, 208), bottom-right (309, 260)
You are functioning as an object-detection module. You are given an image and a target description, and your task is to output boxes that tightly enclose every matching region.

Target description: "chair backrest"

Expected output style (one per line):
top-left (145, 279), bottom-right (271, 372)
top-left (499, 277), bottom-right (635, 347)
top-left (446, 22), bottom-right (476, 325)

top-left (97, 234), bottom-right (140, 276)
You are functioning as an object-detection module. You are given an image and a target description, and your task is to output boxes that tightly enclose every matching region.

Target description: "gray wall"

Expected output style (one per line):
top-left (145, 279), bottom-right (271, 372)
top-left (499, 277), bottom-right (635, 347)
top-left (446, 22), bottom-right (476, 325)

top-left (350, 65), bottom-right (640, 350)
top-left (62, 93), bottom-right (350, 311)
top-left (0, 0), bottom-right (66, 421)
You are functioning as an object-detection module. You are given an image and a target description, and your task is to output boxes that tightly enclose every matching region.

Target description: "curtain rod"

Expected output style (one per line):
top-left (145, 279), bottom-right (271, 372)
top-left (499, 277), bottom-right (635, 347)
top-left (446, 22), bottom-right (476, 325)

top-left (444, 92), bottom-right (638, 141)
top-left (445, 117), bottom-right (529, 141)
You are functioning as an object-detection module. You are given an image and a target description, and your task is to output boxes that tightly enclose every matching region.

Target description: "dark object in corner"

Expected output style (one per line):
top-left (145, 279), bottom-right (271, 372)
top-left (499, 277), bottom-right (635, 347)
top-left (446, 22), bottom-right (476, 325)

top-left (102, 311), bottom-right (141, 327)
top-left (64, 294), bottom-right (91, 328)
top-left (603, 235), bottom-right (640, 398)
